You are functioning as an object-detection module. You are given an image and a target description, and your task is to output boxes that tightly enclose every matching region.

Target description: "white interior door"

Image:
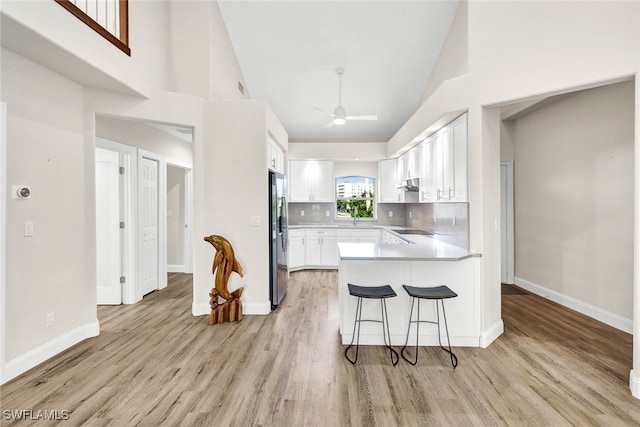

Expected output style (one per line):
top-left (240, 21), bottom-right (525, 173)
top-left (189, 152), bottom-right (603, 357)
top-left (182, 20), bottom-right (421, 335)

top-left (96, 148), bottom-right (122, 304)
top-left (140, 157), bottom-right (159, 296)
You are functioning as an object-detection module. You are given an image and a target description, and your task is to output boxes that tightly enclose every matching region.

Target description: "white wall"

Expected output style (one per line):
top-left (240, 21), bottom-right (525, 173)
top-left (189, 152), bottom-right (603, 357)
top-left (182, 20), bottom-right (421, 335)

top-left (511, 81), bottom-right (635, 321)
top-left (195, 100), bottom-right (287, 315)
top-left (420, 0), bottom-right (467, 105)
top-left (1, 49), bottom-right (98, 376)
top-left (288, 141), bottom-right (387, 161)
top-left (96, 116), bottom-right (193, 165)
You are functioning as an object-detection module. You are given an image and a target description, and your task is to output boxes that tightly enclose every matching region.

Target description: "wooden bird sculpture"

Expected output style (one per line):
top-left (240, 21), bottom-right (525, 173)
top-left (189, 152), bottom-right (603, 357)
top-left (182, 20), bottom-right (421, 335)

top-left (204, 235), bottom-right (244, 324)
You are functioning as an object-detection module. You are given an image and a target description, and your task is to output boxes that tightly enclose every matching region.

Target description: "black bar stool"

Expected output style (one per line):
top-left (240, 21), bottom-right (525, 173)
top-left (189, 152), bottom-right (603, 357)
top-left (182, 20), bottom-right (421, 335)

top-left (345, 284), bottom-right (399, 366)
top-left (401, 284), bottom-right (458, 368)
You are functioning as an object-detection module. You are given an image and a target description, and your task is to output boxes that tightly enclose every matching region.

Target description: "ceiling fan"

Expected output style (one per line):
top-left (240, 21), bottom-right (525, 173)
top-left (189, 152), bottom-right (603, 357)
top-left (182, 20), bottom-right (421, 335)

top-left (315, 67), bottom-right (378, 127)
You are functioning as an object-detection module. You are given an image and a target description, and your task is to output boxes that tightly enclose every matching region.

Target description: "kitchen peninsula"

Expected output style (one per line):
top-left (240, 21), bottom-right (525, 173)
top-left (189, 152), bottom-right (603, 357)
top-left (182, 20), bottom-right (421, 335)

top-left (338, 232), bottom-right (482, 347)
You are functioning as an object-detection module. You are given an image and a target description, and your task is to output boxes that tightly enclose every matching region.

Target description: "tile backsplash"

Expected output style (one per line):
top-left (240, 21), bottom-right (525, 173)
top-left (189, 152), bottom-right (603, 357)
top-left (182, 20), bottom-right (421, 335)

top-left (288, 201), bottom-right (469, 247)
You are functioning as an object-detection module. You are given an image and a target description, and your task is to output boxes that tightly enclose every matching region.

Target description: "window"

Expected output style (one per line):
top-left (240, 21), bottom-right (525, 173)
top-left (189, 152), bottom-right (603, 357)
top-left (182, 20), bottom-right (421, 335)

top-left (335, 176), bottom-right (375, 219)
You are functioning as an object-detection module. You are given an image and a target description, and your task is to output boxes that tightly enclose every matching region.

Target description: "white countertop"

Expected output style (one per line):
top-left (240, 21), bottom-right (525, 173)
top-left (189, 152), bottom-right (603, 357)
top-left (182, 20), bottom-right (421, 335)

top-left (338, 234), bottom-right (480, 261)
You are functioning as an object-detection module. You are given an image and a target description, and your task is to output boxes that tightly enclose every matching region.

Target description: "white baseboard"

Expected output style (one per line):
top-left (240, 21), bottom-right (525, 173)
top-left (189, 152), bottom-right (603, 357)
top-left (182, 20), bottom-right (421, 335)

top-left (480, 319), bottom-right (504, 348)
top-left (2, 320), bottom-right (100, 385)
top-left (514, 276), bottom-right (633, 334)
top-left (167, 265), bottom-right (185, 273)
top-left (192, 301), bottom-right (271, 317)
top-left (630, 369), bottom-right (640, 399)
top-left (192, 302), bottom-right (210, 316)
top-left (244, 302), bottom-right (271, 315)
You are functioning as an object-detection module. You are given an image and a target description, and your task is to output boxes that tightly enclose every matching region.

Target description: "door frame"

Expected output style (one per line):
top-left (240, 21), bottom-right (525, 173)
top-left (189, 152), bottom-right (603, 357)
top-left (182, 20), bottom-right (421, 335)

top-left (166, 158), bottom-right (193, 274)
top-left (96, 138), bottom-right (138, 304)
top-left (138, 149), bottom-right (166, 299)
top-left (1, 102), bottom-right (7, 383)
top-left (500, 160), bottom-right (515, 284)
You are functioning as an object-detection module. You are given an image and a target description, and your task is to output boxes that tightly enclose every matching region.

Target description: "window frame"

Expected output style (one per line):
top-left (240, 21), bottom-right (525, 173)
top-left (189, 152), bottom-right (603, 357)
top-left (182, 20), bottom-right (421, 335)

top-left (335, 175), bottom-right (376, 221)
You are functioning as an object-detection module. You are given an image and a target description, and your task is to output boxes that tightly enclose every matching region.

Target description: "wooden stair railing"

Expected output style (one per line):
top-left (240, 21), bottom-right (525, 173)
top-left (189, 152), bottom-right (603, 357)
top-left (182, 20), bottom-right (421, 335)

top-left (55, 0), bottom-right (130, 56)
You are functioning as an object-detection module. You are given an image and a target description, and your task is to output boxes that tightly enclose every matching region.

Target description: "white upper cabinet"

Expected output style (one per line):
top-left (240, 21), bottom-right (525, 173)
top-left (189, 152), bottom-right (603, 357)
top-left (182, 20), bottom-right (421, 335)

top-left (419, 136), bottom-right (436, 202)
top-left (268, 136), bottom-right (285, 174)
top-left (450, 114), bottom-right (468, 202)
top-left (420, 113), bottom-right (468, 203)
top-left (289, 160), bottom-right (334, 202)
top-left (397, 145), bottom-right (421, 182)
top-left (378, 158), bottom-right (403, 203)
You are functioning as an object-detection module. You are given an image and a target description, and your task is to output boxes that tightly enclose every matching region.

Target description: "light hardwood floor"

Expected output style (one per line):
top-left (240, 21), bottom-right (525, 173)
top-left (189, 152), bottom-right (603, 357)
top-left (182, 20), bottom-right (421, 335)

top-left (1, 271), bottom-right (639, 426)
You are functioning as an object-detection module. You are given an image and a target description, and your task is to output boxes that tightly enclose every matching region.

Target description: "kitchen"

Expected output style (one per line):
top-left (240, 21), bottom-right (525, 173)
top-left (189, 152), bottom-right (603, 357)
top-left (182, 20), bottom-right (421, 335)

top-left (1, 0), bottom-right (639, 414)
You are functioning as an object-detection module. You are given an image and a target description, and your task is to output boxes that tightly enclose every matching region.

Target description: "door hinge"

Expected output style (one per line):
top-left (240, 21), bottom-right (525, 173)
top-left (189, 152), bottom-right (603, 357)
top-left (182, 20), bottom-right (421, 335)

top-left (120, 276), bottom-right (126, 284)
top-left (120, 221), bottom-right (125, 229)
top-left (119, 166), bottom-right (125, 175)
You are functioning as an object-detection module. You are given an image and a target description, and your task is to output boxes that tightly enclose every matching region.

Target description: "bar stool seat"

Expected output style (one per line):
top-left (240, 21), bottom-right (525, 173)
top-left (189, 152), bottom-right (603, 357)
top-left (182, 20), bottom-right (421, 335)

top-left (345, 284), bottom-right (399, 366)
top-left (401, 284), bottom-right (458, 368)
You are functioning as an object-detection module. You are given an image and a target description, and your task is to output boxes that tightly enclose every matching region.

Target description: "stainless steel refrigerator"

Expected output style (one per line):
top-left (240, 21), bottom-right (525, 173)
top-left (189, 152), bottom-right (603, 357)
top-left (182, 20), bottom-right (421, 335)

top-left (269, 171), bottom-right (288, 309)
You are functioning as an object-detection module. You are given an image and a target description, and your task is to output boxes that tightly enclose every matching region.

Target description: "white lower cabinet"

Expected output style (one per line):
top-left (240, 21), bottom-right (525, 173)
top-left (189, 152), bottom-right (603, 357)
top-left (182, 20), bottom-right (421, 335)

top-left (290, 227), bottom-right (383, 270)
top-left (337, 228), bottom-right (381, 245)
top-left (288, 229), bottom-right (306, 270)
top-left (305, 229), bottom-right (338, 267)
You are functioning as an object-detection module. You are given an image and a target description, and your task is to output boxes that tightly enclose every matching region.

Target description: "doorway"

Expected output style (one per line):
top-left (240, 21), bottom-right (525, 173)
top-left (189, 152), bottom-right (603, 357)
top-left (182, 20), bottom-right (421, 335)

top-left (500, 160), bottom-right (514, 284)
top-left (166, 162), bottom-right (193, 274)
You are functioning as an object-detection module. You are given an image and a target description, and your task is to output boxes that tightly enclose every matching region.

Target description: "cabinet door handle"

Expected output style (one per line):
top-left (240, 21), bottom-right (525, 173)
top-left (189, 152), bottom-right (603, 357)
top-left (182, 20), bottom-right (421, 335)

top-left (449, 187), bottom-right (454, 199)
top-left (437, 188), bottom-right (441, 200)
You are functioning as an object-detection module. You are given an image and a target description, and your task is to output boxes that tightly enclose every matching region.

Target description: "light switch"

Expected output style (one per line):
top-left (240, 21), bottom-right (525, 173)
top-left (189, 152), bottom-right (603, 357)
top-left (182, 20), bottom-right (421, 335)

top-left (24, 221), bottom-right (34, 237)
top-left (167, 210), bottom-right (173, 218)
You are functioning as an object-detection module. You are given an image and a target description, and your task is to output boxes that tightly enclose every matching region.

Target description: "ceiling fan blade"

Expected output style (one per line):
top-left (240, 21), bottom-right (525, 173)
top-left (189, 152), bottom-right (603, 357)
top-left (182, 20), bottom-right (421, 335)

top-left (346, 114), bottom-right (378, 121)
top-left (312, 106), bottom-right (337, 118)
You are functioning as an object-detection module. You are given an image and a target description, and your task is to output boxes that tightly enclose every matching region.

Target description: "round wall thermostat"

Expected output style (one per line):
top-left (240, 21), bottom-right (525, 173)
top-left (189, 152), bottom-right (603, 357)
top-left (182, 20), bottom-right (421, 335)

top-left (16, 186), bottom-right (31, 199)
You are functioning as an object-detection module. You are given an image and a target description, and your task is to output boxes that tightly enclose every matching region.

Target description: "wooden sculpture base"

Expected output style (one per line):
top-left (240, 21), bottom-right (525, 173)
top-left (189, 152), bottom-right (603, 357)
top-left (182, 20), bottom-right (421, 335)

top-left (209, 288), bottom-right (244, 324)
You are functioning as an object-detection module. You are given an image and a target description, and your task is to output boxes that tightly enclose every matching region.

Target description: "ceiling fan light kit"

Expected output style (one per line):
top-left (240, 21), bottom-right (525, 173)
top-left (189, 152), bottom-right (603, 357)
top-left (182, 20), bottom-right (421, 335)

top-left (319, 67), bottom-right (378, 128)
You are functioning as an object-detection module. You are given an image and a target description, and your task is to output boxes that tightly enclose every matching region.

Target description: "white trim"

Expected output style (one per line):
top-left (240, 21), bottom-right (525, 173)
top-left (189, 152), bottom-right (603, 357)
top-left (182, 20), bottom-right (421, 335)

top-left (0, 102), bottom-right (7, 383)
top-left (191, 301), bottom-right (271, 316)
top-left (192, 302), bottom-right (210, 316)
top-left (3, 321), bottom-right (99, 384)
top-left (480, 319), bottom-right (504, 348)
top-left (96, 138), bottom-right (138, 305)
top-left (167, 265), bottom-right (185, 273)
top-left (500, 160), bottom-right (515, 284)
top-left (244, 302), bottom-right (271, 315)
top-left (514, 276), bottom-right (633, 333)
top-left (630, 369), bottom-right (640, 398)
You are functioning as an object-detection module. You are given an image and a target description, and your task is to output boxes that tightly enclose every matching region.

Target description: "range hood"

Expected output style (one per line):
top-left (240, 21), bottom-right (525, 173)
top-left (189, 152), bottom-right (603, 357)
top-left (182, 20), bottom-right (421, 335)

top-left (396, 178), bottom-right (420, 192)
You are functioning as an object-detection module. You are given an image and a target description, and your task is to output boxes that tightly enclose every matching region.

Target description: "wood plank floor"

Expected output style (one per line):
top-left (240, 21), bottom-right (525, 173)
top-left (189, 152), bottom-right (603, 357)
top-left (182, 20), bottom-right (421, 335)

top-left (1, 271), bottom-right (639, 426)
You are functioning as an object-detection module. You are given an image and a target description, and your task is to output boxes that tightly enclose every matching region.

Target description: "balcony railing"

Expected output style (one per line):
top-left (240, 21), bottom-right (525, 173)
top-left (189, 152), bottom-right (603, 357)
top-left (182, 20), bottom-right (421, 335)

top-left (55, 0), bottom-right (129, 55)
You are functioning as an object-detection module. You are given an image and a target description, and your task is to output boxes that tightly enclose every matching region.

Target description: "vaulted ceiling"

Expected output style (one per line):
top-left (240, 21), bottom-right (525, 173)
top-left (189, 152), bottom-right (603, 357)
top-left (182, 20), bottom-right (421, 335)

top-left (218, 1), bottom-right (459, 142)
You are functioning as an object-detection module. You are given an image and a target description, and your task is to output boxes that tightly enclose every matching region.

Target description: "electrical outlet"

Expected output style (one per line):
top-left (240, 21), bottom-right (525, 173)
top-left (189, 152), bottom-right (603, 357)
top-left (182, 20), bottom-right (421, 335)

top-left (325, 210), bottom-right (330, 217)
top-left (409, 211), bottom-right (412, 219)
top-left (46, 312), bottom-right (54, 327)
top-left (388, 211), bottom-right (393, 217)
top-left (301, 210), bottom-right (305, 216)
